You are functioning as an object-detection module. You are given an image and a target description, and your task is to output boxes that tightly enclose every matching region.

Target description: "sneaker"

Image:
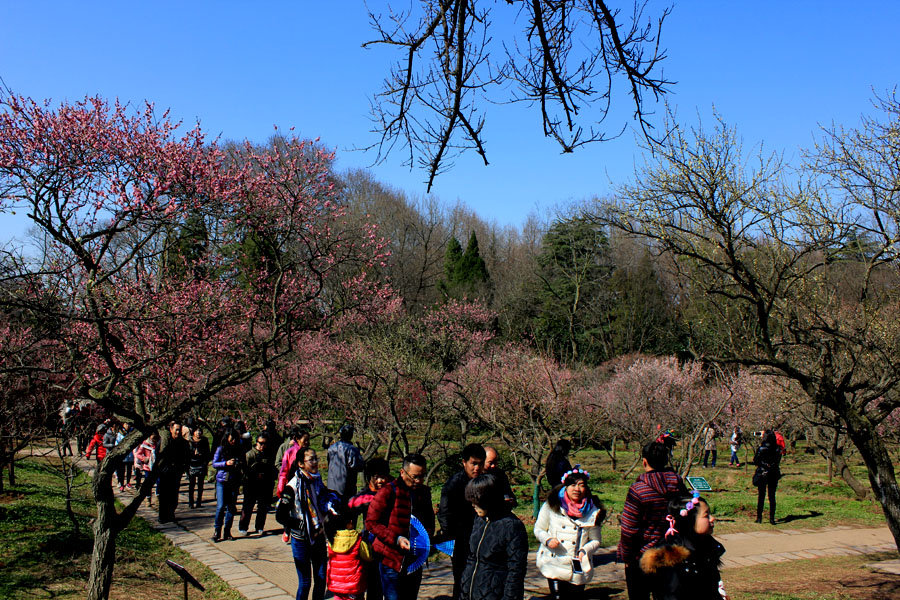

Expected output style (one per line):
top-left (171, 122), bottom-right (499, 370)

top-left (119, 485), bottom-right (125, 492)
top-left (239, 529), bottom-right (249, 536)
top-left (248, 529), bottom-right (259, 536)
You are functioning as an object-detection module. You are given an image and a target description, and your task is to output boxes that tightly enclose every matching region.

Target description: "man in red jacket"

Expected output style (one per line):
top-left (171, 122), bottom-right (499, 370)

top-left (365, 454), bottom-right (434, 600)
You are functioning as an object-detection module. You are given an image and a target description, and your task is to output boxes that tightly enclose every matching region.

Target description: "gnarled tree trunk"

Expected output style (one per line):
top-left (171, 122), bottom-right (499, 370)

top-left (844, 409), bottom-right (900, 551)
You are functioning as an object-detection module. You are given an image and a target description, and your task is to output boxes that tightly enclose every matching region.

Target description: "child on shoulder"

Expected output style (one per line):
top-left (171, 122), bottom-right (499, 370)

top-left (325, 507), bottom-right (375, 600)
top-left (640, 491), bottom-right (728, 600)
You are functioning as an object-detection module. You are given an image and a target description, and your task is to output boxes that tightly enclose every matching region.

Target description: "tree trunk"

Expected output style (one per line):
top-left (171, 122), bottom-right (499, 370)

top-left (844, 411), bottom-right (900, 552)
top-left (8, 459), bottom-right (15, 487)
top-left (87, 462), bottom-right (120, 600)
top-left (87, 498), bottom-right (118, 600)
top-left (830, 444), bottom-right (868, 500)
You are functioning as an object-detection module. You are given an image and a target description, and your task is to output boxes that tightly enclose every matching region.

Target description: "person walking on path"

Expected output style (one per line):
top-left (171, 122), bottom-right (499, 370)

top-left (639, 492), bottom-right (727, 600)
top-left (278, 427), bottom-right (312, 498)
top-left (347, 458), bottom-right (391, 600)
top-left (459, 473), bottom-right (528, 600)
top-left (115, 423), bottom-right (135, 491)
top-left (187, 426), bottom-right (211, 508)
top-left (366, 453), bottom-right (435, 600)
top-left (618, 433), bottom-right (688, 600)
top-left (157, 420), bottom-right (189, 523)
top-left (702, 424), bottom-right (718, 468)
top-left (327, 424), bottom-right (364, 502)
top-left (483, 446), bottom-right (517, 508)
top-left (84, 424), bottom-right (108, 466)
top-left (729, 426), bottom-right (743, 467)
top-left (212, 428), bottom-right (246, 542)
top-left (752, 430), bottom-right (783, 525)
top-left (134, 432), bottom-right (158, 503)
top-left (326, 507), bottom-right (376, 600)
top-left (438, 443), bottom-right (486, 600)
top-left (240, 432), bottom-right (277, 535)
top-left (544, 439), bottom-right (572, 492)
top-left (348, 458), bottom-right (392, 526)
top-left (276, 447), bottom-right (339, 600)
top-left (534, 465), bottom-right (606, 600)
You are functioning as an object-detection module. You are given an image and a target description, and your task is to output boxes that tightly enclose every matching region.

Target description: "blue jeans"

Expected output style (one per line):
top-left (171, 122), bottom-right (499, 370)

top-left (214, 481), bottom-right (238, 531)
top-left (291, 535), bottom-right (326, 600)
top-left (730, 450), bottom-right (740, 465)
top-left (379, 563), bottom-right (423, 600)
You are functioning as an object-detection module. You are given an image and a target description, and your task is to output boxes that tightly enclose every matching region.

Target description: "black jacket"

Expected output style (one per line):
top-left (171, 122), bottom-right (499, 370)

top-left (459, 511), bottom-right (528, 600)
top-left (639, 533), bottom-right (725, 600)
top-left (752, 442), bottom-right (782, 485)
top-left (189, 438), bottom-right (211, 471)
top-left (438, 470), bottom-right (477, 544)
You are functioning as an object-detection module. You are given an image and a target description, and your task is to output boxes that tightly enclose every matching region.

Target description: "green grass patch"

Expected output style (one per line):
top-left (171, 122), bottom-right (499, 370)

top-left (0, 457), bottom-right (244, 600)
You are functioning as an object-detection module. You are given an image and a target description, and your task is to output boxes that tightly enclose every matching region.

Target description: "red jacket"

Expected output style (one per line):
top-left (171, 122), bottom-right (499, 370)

top-left (327, 530), bottom-right (373, 596)
top-left (85, 434), bottom-right (107, 461)
top-left (365, 479), bottom-right (434, 573)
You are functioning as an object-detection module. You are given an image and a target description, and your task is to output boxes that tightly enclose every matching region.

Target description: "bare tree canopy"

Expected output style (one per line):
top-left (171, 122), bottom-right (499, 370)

top-left (364, 0), bottom-right (672, 190)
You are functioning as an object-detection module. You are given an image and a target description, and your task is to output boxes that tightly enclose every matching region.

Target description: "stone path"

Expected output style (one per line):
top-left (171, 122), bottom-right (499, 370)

top-left (128, 487), bottom-right (900, 599)
top-left (38, 449), bottom-right (900, 599)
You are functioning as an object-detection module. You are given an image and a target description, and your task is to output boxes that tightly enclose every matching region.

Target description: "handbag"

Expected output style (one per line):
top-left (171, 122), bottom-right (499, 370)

top-left (752, 466), bottom-right (768, 487)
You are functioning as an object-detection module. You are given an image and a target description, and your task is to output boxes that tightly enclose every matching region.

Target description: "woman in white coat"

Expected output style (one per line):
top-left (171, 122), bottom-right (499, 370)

top-left (534, 466), bottom-right (606, 599)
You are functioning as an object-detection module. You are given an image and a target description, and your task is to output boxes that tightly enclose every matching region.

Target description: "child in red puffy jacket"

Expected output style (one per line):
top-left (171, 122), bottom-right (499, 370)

top-left (326, 509), bottom-right (375, 600)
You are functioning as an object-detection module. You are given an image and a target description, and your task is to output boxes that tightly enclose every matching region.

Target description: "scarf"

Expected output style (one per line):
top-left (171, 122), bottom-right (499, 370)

top-left (559, 487), bottom-right (592, 519)
top-left (300, 470), bottom-right (322, 532)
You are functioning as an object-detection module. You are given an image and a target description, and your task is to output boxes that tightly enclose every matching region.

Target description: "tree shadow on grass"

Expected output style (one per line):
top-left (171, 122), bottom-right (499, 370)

top-left (777, 510), bottom-right (823, 523)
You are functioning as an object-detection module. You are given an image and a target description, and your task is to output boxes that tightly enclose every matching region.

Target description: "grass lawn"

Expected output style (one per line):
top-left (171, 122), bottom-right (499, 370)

top-left (496, 442), bottom-right (890, 542)
top-left (725, 552), bottom-right (900, 600)
top-left (0, 457), bottom-right (244, 600)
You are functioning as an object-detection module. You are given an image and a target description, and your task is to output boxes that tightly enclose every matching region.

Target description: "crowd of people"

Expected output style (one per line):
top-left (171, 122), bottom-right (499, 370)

top-left (68, 414), bottom-right (788, 600)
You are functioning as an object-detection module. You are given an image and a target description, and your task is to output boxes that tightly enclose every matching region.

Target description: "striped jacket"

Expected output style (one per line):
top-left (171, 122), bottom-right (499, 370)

top-left (617, 469), bottom-right (687, 564)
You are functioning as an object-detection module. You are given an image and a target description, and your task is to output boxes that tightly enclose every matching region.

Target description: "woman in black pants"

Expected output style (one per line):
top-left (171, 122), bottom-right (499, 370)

top-left (752, 430), bottom-right (782, 524)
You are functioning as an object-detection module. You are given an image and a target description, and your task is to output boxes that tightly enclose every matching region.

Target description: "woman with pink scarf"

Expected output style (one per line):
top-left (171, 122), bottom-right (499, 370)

top-left (534, 466), bottom-right (606, 600)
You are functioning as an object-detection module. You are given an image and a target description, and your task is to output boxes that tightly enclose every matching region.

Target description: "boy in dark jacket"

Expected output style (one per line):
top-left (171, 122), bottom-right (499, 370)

top-left (459, 473), bottom-right (527, 600)
top-left (365, 454), bottom-right (434, 600)
top-left (438, 443), bottom-right (486, 600)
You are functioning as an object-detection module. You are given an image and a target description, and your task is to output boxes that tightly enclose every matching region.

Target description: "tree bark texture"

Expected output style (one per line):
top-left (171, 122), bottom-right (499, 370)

top-left (844, 409), bottom-right (900, 551)
top-left (86, 460), bottom-right (119, 600)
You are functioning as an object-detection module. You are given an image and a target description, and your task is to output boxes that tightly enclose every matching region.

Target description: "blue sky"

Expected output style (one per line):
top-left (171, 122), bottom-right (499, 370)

top-left (1, 1), bottom-right (898, 242)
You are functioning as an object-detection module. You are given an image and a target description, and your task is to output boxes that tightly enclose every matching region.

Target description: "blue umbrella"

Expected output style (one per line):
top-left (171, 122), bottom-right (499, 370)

top-left (406, 515), bottom-right (431, 573)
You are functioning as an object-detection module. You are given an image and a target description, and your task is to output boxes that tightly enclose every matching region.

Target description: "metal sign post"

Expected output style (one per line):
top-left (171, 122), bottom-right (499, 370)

top-left (166, 559), bottom-right (205, 600)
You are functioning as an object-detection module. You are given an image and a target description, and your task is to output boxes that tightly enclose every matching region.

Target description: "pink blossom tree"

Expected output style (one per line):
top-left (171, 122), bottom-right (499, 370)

top-left (0, 92), bottom-right (390, 600)
top-left (587, 354), bottom-right (754, 477)
top-left (331, 299), bottom-right (495, 463)
top-left (448, 345), bottom-right (607, 516)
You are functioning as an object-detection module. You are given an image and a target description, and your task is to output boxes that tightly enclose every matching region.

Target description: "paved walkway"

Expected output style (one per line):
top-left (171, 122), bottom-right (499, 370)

top-left (125, 488), bottom-right (900, 599)
top-left (37, 449), bottom-right (900, 599)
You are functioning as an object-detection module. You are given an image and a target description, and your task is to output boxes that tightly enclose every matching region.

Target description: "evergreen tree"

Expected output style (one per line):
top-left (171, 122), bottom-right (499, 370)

top-left (163, 212), bottom-right (208, 280)
top-left (439, 232), bottom-right (492, 300)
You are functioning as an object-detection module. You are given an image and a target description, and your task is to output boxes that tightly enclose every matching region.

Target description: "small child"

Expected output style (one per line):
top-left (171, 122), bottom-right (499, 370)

top-left (325, 508), bottom-right (375, 600)
top-left (639, 491), bottom-right (728, 600)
